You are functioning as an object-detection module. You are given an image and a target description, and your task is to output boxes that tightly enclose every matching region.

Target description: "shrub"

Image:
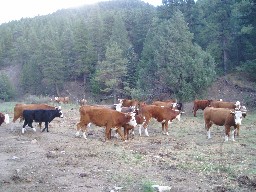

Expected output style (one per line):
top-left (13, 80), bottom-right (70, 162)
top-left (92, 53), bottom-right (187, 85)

top-left (0, 74), bottom-right (15, 101)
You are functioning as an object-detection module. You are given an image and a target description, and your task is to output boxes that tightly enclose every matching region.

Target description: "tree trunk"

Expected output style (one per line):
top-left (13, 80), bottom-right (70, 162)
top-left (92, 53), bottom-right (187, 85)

top-left (223, 36), bottom-right (228, 76)
top-left (55, 83), bottom-right (60, 96)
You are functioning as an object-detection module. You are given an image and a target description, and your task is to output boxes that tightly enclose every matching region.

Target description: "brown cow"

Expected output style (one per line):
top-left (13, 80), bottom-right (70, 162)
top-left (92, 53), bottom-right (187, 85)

top-left (203, 107), bottom-right (245, 142)
top-left (76, 105), bottom-right (137, 141)
top-left (118, 99), bottom-right (139, 107)
top-left (55, 96), bottom-right (69, 104)
top-left (210, 100), bottom-right (241, 110)
top-left (138, 103), bottom-right (182, 136)
top-left (0, 112), bottom-right (9, 126)
top-left (193, 99), bottom-right (212, 117)
top-left (13, 104), bottom-right (57, 129)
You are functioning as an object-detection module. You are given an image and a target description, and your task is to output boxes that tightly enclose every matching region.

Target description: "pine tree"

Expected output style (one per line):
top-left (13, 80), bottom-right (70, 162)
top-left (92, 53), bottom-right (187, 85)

top-left (95, 42), bottom-right (128, 102)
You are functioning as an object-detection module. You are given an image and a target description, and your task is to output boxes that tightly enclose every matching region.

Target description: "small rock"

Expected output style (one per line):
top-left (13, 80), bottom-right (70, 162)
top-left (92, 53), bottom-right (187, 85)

top-left (11, 156), bottom-right (20, 160)
top-left (152, 185), bottom-right (172, 192)
top-left (79, 173), bottom-right (88, 177)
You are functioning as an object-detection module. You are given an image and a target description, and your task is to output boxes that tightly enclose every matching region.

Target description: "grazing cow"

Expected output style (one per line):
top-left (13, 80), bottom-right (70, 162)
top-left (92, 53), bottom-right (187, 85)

top-left (118, 99), bottom-right (139, 107)
top-left (0, 112), bottom-right (10, 126)
top-left (76, 106), bottom-right (137, 141)
top-left (138, 103), bottom-right (182, 136)
top-left (203, 107), bottom-right (246, 142)
top-left (22, 107), bottom-right (63, 133)
top-left (13, 103), bottom-right (56, 123)
top-left (55, 96), bottom-right (69, 104)
top-left (78, 99), bottom-right (87, 106)
top-left (210, 100), bottom-right (241, 110)
top-left (193, 99), bottom-right (212, 117)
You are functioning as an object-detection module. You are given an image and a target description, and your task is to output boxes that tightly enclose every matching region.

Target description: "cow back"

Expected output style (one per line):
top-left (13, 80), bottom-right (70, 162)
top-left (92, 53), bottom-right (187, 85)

top-left (210, 101), bottom-right (236, 109)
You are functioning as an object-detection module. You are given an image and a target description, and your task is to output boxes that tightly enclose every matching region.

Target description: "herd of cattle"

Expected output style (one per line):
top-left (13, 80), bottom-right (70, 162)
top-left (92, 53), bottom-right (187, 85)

top-left (0, 98), bottom-right (247, 142)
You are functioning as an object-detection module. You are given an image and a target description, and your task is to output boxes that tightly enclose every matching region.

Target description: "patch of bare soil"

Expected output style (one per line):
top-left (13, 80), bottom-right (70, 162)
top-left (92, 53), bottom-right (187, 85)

top-left (205, 74), bottom-right (256, 108)
top-left (1, 104), bottom-right (256, 192)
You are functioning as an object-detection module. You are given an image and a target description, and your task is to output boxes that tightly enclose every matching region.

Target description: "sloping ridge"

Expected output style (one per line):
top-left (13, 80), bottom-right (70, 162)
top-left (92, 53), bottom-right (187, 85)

top-left (206, 73), bottom-right (256, 108)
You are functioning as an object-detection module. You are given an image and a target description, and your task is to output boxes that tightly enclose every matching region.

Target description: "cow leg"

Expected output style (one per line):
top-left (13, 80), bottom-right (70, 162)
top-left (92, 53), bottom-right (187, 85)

top-left (39, 122), bottom-right (42, 129)
top-left (123, 126), bottom-right (128, 140)
top-left (205, 121), bottom-right (212, 139)
top-left (231, 129), bottom-right (236, 142)
top-left (116, 127), bottom-right (126, 141)
top-left (46, 122), bottom-right (49, 132)
top-left (224, 126), bottom-right (231, 142)
top-left (76, 122), bottom-right (88, 139)
top-left (105, 127), bottom-right (111, 141)
top-left (42, 122), bottom-right (48, 132)
top-left (22, 120), bottom-right (28, 134)
top-left (141, 123), bottom-right (149, 137)
top-left (161, 122), bottom-right (165, 135)
top-left (193, 109), bottom-right (197, 117)
top-left (235, 125), bottom-right (240, 137)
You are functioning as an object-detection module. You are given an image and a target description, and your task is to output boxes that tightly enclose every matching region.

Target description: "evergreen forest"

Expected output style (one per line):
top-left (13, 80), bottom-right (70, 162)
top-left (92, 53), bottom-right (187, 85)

top-left (0, 0), bottom-right (255, 102)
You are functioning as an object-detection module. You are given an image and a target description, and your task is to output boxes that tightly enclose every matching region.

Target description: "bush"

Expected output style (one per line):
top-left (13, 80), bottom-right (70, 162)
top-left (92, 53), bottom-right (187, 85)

top-left (0, 74), bottom-right (15, 101)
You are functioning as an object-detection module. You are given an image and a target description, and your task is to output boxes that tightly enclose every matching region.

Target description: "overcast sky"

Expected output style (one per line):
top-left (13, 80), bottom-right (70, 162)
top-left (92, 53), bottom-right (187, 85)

top-left (0, 0), bottom-right (162, 24)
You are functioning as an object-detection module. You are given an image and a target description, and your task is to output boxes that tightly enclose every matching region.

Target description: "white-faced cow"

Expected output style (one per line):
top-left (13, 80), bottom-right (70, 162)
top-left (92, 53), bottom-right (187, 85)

top-left (203, 107), bottom-right (246, 142)
top-left (0, 112), bottom-right (10, 126)
top-left (22, 107), bottom-right (63, 133)
top-left (138, 102), bottom-right (182, 136)
top-left (76, 105), bottom-right (137, 141)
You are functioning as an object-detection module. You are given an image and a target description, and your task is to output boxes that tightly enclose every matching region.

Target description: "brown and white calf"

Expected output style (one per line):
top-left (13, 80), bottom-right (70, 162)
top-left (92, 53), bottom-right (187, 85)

top-left (203, 107), bottom-right (246, 142)
top-left (138, 103), bottom-right (182, 136)
top-left (76, 105), bottom-right (137, 141)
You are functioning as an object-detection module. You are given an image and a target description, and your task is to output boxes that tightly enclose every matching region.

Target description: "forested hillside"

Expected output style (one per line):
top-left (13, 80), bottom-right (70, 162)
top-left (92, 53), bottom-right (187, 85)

top-left (0, 0), bottom-right (255, 103)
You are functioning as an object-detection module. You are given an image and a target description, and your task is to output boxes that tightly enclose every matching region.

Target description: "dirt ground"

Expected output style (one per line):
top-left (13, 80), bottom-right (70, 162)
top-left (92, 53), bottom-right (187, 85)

top-left (0, 103), bottom-right (256, 192)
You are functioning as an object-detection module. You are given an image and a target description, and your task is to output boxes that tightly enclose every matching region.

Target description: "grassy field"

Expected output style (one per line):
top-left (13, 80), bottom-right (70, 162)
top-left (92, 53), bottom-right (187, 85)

top-left (0, 101), bottom-right (255, 191)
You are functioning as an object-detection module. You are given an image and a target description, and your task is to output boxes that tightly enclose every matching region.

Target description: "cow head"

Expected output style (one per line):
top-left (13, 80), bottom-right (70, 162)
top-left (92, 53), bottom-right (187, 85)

top-left (118, 99), bottom-right (124, 106)
top-left (235, 101), bottom-right (241, 110)
top-left (230, 110), bottom-right (243, 125)
top-left (126, 112), bottom-right (137, 127)
top-left (55, 106), bottom-right (64, 118)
